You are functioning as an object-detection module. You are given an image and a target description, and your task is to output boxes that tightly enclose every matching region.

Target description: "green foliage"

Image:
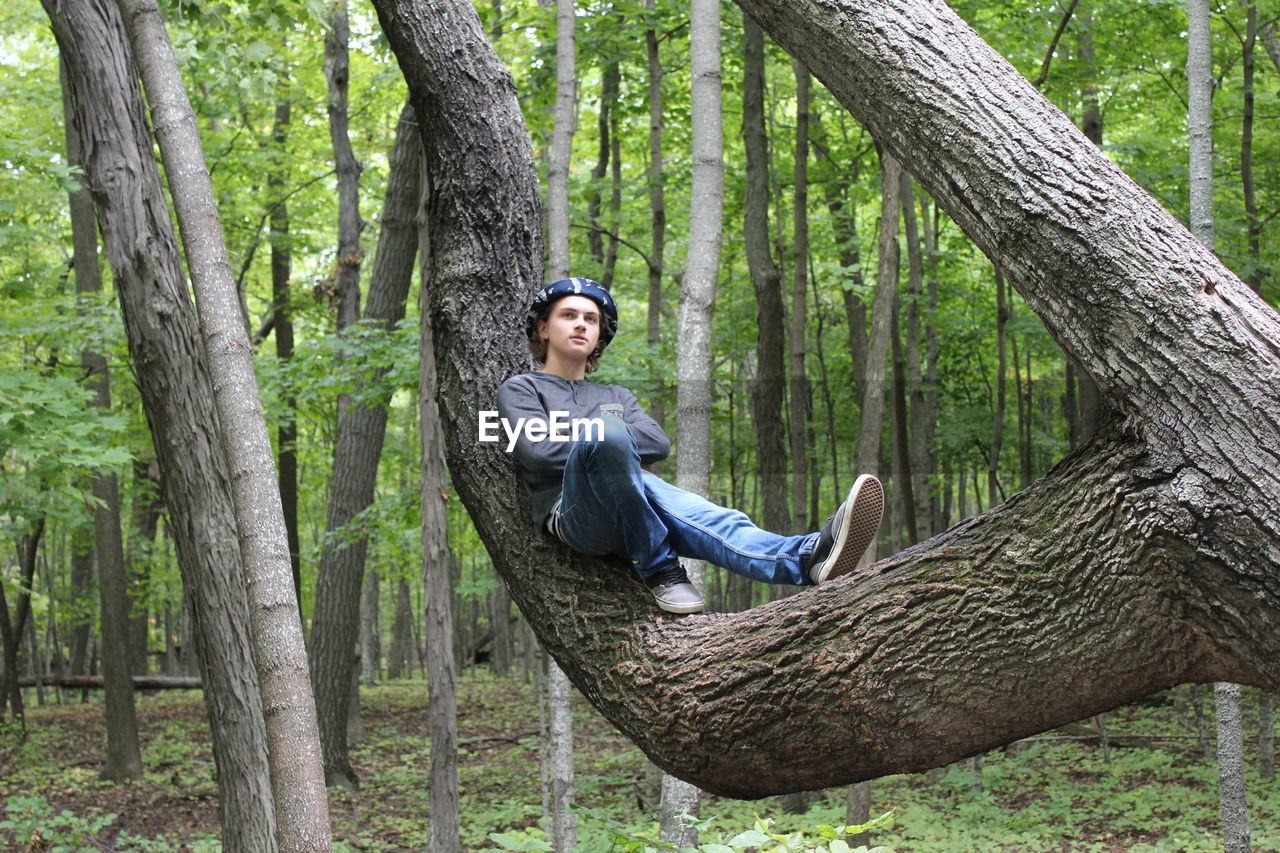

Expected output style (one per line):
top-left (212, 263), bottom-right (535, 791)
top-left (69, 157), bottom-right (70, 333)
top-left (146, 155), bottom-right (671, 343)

top-left (0, 796), bottom-right (117, 852)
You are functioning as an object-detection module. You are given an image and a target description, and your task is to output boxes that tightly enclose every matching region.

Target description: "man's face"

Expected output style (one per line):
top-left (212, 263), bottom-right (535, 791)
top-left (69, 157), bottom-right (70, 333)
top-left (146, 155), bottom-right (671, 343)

top-left (538, 295), bottom-right (602, 361)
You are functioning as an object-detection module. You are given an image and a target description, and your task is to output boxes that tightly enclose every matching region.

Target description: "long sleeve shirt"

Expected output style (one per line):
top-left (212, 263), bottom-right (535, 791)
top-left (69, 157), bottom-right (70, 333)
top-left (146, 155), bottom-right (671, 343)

top-left (496, 371), bottom-right (670, 525)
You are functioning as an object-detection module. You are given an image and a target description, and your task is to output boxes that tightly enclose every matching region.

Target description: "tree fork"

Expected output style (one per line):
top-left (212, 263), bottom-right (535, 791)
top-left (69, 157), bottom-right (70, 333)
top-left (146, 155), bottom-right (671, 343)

top-left (373, 0), bottom-right (1280, 798)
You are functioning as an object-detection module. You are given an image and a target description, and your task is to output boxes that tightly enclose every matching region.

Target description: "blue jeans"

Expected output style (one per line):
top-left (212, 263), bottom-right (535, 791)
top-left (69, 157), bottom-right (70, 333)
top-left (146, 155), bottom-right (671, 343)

top-left (554, 416), bottom-right (817, 585)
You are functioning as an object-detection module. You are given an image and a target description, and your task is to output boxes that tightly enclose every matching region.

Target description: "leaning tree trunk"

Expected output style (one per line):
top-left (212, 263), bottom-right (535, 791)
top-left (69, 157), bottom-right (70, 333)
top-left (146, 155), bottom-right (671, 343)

top-left (373, 0), bottom-right (1280, 798)
top-left (111, 0), bottom-right (329, 845)
top-left (47, 0), bottom-right (279, 845)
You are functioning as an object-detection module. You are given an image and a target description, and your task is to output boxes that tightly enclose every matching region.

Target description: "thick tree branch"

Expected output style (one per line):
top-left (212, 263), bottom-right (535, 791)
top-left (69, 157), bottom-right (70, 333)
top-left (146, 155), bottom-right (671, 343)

top-left (373, 0), bottom-right (1280, 798)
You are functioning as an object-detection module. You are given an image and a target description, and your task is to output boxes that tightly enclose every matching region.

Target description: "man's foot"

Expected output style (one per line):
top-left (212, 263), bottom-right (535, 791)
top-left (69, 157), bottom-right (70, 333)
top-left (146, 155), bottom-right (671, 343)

top-left (808, 474), bottom-right (884, 584)
top-left (645, 564), bottom-right (706, 614)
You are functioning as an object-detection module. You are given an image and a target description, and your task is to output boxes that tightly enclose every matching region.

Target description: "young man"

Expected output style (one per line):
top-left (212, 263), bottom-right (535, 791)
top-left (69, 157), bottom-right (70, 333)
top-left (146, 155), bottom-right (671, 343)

top-left (496, 277), bottom-right (883, 614)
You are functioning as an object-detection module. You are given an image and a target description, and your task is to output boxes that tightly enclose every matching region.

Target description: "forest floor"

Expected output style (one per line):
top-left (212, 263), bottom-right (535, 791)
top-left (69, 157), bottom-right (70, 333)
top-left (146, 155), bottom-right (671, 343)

top-left (0, 673), bottom-right (1277, 851)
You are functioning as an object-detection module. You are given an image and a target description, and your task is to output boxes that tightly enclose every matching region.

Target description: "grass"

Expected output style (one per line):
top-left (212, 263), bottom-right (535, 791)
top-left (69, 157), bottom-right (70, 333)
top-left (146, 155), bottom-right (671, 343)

top-left (0, 675), bottom-right (1276, 850)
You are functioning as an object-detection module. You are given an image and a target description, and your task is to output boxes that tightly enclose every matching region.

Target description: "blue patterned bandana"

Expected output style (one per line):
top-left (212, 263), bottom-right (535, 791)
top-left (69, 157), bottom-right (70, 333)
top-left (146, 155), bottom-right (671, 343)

top-left (530, 278), bottom-right (619, 345)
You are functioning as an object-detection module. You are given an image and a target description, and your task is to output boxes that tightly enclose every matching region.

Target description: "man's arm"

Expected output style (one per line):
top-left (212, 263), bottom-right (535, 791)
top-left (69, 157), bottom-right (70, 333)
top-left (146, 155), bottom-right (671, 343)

top-left (496, 377), bottom-right (573, 475)
top-left (618, 387), bottom-right (670, 464)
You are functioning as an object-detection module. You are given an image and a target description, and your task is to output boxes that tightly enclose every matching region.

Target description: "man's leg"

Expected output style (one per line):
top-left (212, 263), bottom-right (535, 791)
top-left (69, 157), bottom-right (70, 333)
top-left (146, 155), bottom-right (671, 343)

top-left (641, 473), bottom-right (817, 585)
top-left (556, 416), bottom-right (679, 577)
top-left (555, 416), bottom-right (703, 613)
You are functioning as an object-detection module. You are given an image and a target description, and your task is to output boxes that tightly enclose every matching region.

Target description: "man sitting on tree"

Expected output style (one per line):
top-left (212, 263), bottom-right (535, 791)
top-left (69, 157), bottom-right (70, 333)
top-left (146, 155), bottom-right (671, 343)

top-left (495, 277), bottom-right (884, 613)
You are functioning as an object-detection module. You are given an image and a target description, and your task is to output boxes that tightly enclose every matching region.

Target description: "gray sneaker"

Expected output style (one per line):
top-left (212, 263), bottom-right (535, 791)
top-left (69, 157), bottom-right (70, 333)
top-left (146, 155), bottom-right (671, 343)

top-left (808, 474), bottom-right (884, 584)
top-left (645, 564), bottom-right (706, 614)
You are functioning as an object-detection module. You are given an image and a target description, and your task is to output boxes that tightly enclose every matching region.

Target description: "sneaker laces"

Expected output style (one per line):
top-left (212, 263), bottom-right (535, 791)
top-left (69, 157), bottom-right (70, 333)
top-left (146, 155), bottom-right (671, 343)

top-left (646, 564), bottom-right (691, 588)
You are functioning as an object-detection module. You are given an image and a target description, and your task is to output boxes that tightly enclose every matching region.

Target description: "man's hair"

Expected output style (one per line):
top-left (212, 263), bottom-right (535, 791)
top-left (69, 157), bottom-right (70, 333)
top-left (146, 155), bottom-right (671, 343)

top-left (527, 296), bottom-right (605, 373)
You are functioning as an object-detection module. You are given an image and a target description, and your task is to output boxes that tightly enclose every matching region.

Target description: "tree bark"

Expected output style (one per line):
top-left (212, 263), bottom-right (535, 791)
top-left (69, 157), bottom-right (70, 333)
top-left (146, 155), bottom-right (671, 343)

top-left (644, 0), bottom-right (667, 429)
top-left (542, 4), bottom-right (579, 842)
top-left (125, 457), bottom-right (161, 675)
top-left (65, 67), bottom-right (144, 778)
top-left (326, 0), bottom-right (364, 330)
top-left (63, 63), bottom-right (104, 685)
top-left (420, 168), bottom-right (462, 851)
top-left (857, 147), bottom-right (899, 491)
top-left (375, 0), bottom-right (1280, 798)
top-left (310, 100), bottom-right (421, 787)
top-left (662, 0), bottom-right (723, 838)
top-left (110, 0), bottom-right (329, 845)
top-left (0, 520), bottom-right (43, 724)
top-left (1240, 0), bottom-right (1262, 294)
top-left (268, 93), bottom-right (302, 600)
top-left (790, 59), bottom-right (811, 535)
top-left (1216, 681), bottom-right (1252, 853)
top-left (545, 0), bottom-right (576, 280)
top-left (48, 0), bottom-right (279, 844)
top-left (991, 268), bottom-right (1009, 507)
top-left (901, 172), bottom-right (930, 540)
top-left (742, 16), bottom-right (789, 535)
top-left (1071, 2), bottom-right (1105, 441)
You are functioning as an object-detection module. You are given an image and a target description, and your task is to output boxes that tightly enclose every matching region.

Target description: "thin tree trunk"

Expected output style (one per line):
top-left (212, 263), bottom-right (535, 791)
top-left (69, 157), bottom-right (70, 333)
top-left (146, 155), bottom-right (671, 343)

top-left (111, 0), bottom-right (329, 844)
top-left (742, 16), bottom-right (789, 535)
top-left (269, 93), bottom-right (301, 601)
top-left (546, 0), bottom-right (576, 280)
top-left (361, 570), bottom-right (379, 686)
top-left (542, 3), bottom-right (579, 842)
top-left (125, 458), bottom-right (161, 675)
top-left (919, 194), bottom-right (941, 535)
top-left (1240, 0), bottom-right (1262, 294)
top-left (661, 0), bottom-right (724, 839)
top-left (420, 178), bottom-right (462, 848)
top-left (490, 581), bottom-right (513, 678)
top-left (1189, 4), bottom-right (1252, 847)
top-left (1071, 0), bottom-right (1105, 441)
top-left (79, 230), bottom-right (144, 778)
top-left (644, 0), bottom-right (666, 428)
top-left (0, 520), bottom-right (44, 725)
top-left (588, 61), bottom-right (619, 271)
top-left (901, 171), bottom-right (928, 539)
top-left (326, 0), bottom-right (363, 330)
top-left (48, 0), bottom-right (279, 844)
top-left (388, 576), bottom-right (414, 679)
top-left (310, 101), bottom-right (422, 787)
top-left (890, 293), bottom-right (916, 545)
top-left (1216, 682), bottom-right (1252, 853)
top-left (1259, 691), bottom-right (1275, 780)
top-left (790, 59), bottom-right (810, 535)
top-left (857, 147), bottom-right (900, 496)
top-left (991, 269), bottom-right (1009, 508)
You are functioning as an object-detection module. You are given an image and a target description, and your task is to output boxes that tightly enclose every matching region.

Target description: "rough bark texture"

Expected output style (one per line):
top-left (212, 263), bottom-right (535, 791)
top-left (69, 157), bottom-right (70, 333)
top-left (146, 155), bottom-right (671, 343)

top-left (790, 59), bottom-right (811, 535)
top-left (742, 16), bottom-right (790, 535)
top-left (65, 62), bottom-right (144, 779)
top-left (545, 0), bottom-right (575, 280)
top-left (857, 148), bottom-right (899, 486)
top-left (644, 0), bottom-right (667, 428)
top-left (376, 0), bottom-right (1280, 798)
top-left (47, 0), bottom-right (279, 843)
top-left (326, 0), bottom-right (364, 330)
top-left (269, 95), bottom-right (302, 599)
top-left (1215, 681), bottom-right (1252, 852)
top-left (310, 100), bottom-right (421, 787)
top-left (112, 0), bottom-right (329, 844)
top-left (419, 168), bottom-right (462, 852)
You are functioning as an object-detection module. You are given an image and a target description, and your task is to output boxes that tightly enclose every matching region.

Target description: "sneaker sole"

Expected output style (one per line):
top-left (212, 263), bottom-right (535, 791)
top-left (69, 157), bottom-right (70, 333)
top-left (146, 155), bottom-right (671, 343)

top-left (655, 599), bottom-right (707, 614)
top-left (812, 474), bottom-right (884, 584)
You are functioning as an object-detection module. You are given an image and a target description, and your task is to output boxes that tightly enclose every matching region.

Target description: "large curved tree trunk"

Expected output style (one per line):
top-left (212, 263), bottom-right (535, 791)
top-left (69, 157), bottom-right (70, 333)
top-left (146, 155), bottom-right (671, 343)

top-left (374, 0), bottom-right (1280, 798)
